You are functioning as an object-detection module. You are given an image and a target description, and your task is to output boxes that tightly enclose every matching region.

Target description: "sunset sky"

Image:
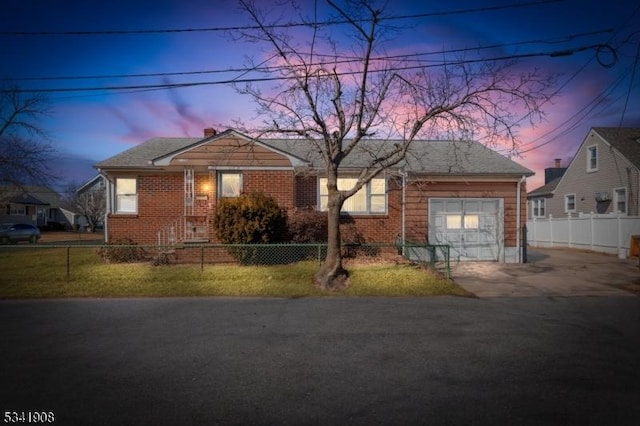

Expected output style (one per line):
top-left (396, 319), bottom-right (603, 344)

top-left (1, 0), bottom-right (639, 192)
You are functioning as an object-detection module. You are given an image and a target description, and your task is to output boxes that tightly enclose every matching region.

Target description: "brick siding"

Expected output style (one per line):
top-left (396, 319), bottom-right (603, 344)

top-left (107, 171), bottom-right (524, 249)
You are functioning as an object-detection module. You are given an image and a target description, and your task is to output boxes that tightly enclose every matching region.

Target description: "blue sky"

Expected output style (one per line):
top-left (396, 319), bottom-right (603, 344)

top-left (1, 0), bottom-right (639, 192)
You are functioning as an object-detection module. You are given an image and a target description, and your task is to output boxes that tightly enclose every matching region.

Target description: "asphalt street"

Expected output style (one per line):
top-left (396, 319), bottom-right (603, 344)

top-left (2, 296), bottom-right (640, 425)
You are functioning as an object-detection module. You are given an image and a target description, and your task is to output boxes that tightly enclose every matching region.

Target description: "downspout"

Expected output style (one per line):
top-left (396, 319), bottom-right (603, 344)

top-left (400, 168), bottom-right (407, 256)
top-left (99, 170), bottom-right (111, 243)
top-left (516, 175), bottom-right (526, 263)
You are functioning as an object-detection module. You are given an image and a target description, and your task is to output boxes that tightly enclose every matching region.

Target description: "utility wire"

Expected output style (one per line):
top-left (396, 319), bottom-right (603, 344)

top-left (0, 0), bottom-right (563, 36)
top-left (507, 3), bottom-right (640, 155)
top-left (5, 43), bottom-right (610, 94)
top-left (0, 29), bottom-right (613, 82)
top-left (518, 66), bottom-right (633, 155)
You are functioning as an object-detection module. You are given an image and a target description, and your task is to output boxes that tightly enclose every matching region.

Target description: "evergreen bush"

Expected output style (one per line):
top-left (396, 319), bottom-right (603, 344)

top-left (212, 192), bottom-right (288, 264)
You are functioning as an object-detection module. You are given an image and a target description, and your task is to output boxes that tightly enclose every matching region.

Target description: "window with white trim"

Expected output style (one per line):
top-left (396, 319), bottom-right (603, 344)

top-left (319, 177), bottom-right (387, 214)
top-left (614, 187), bottom-right (627, 214)
top-left (587, 145), bottom-right (598, 172)
top-left (564, 194), bottom-right (576, 213)
top-left (218, 172), bottom-right (242, 198)
top-left (115, 178), bottom-right (137, 213)
top-left (9, 204), bottom-right (26, 215)
top-left (531, 198), bottom-right (545, 218)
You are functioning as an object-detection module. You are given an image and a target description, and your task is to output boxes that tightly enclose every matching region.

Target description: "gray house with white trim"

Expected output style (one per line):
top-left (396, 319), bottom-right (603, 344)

top-left (532, 127), bottom-right (640, 218)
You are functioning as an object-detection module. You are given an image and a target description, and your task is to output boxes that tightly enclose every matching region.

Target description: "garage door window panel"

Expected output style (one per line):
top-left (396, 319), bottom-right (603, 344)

top-left (446, 215), bottom-right (462, 229)
top-left (464, 215), bottom-right (479, 229)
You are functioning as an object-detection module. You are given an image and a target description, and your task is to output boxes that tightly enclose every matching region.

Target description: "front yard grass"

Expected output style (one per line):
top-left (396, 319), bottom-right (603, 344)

top-left (0, 247), bottom-right (470, 298)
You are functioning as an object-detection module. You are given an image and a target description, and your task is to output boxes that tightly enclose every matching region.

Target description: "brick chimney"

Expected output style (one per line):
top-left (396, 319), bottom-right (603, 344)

top-left (544, 158), bottom-right (567, 184)
top-left (204, 127), bottom-right (216, 137)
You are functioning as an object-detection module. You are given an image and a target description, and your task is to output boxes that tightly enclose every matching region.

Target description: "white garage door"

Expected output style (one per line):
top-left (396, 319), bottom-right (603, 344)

top-left (429, 198), bottom-right (503, 261)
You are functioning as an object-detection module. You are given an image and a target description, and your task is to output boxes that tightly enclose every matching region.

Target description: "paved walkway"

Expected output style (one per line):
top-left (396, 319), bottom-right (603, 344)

top-left (451, 247), bottom-right (640, 297)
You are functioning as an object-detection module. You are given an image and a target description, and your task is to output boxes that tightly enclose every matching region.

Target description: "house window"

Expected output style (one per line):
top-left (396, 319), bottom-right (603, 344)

top-left (564, 194), bottom-right (576, 213)
top-left (9, 204), bottom-right (26, 215)
top-left (587, 145), bottom-right (598, 172)
top-left (531, 199), bottom-right (546, 218)
top-left (319, 177), bottom-right (387, 214)
top-left (115, 178), bottom-right (137, 213)
top-left (614, 187), bottom-right (627, 214)
top-left (218, 172), bottom-right (242, 198)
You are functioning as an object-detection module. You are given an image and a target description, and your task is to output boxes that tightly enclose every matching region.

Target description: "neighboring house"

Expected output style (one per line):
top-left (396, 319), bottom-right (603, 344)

top-left (537, 127), bottom-right (640, 218)
top-left (0, 185), bottom-right (79, 229)
top-left (77, 175), bottom-right (106, 195)
top-left (527, 158), bottom-right (567, 219)
top-left (95, 128), bottom-right (533, 262)
top-left (75, 175), bottom-right (107, 230)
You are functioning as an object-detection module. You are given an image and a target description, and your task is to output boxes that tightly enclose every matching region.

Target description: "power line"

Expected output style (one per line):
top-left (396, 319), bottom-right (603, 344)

top-left (0, 29), bottom-right (613, 82)
top-left (518, 66), bottom-right (633, 155)
top-left (506, 4), bottom-right (640, 155)
top-left (5, 43), bottom-right (611, 94)
top-left (0, 0), bottom-right (563, 36)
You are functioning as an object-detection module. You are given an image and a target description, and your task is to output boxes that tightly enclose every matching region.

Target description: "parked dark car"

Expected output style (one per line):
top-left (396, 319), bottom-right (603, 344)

top-left (0, 223), bottom-right (41, 244)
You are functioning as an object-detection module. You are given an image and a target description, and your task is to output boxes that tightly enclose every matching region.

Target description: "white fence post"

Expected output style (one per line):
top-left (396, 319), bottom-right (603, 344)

top-left (618, 212), bottom-right (624, 259)
top-left (567, 213), bottom-right (572, 248)
top-left (590, 213), bottom-right (594, 252)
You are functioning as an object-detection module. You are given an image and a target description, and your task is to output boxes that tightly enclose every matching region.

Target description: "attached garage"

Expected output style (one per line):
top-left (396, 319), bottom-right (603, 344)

top-left (429, 198), bottom-right (503, 261)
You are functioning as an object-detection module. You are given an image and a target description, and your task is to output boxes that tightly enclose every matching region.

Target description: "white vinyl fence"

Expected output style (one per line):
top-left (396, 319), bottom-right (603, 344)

top-left (527, 213), bottom-right (640, 258)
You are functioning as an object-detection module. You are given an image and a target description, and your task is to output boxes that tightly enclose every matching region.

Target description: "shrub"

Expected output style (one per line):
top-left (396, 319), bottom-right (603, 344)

top-left (287, 208), bottom-right (328, 243)
top-left (97, 238), bottom-right (148, 263)
top-left (213, 192), bottom-right (287, 244)
top-left (213, 192), bottom-right (288, 264)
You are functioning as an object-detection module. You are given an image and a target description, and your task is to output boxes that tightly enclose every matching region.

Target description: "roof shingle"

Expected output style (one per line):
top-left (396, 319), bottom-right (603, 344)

top-left (96, 132), bottom-right (532, 176)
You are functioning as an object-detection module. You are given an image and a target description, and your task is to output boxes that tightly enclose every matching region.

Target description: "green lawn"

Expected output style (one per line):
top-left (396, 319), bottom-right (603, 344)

top-left (0, 247), bottom-right (470, 298)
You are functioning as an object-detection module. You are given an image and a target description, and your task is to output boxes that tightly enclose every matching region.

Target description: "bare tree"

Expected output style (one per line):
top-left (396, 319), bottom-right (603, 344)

top-left (234, 0), bottom-right (556, 290)
top-left (0, 83), bottom-right (55, 202)
top-left (65, 182), bottom-right (106, 232)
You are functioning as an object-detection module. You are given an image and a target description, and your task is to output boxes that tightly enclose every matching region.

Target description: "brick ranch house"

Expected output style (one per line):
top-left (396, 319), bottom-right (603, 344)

top-left (96, 128), bottom-right (532, 262)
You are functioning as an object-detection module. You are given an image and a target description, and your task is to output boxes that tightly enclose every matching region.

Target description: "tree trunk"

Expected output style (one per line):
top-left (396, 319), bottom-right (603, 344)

top-left (314, 187), bottom-right (349, 291)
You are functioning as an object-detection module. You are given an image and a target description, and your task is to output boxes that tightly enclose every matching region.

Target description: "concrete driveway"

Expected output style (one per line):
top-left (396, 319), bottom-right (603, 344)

top-left (451, 247), bottom-right (640, 297)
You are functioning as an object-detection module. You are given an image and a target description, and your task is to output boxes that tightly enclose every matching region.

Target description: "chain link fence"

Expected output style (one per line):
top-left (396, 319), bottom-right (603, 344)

top-left (0, 242), bottom-right (450, 281)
